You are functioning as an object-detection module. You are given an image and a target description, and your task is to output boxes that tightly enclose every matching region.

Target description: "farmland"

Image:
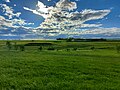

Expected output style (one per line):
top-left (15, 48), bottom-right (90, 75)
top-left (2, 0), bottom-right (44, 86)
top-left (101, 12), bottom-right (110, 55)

top-left (0, 40), bottom-right (120, 89)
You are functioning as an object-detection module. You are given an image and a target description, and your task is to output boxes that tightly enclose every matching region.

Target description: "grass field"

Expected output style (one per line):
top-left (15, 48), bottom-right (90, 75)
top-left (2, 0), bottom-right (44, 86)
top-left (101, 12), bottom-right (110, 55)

top-left (0, 40), bottom-right (120, 89)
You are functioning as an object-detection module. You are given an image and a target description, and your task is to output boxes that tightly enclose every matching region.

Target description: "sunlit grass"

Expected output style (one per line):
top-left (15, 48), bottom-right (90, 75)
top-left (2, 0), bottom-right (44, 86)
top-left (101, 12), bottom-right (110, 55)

top-left (0, 41), bottom-right (120, 89)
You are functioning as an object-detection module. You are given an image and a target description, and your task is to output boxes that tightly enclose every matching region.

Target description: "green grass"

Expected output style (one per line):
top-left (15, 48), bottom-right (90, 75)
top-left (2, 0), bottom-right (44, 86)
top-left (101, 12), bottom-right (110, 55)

top-left (0, 40), bottom-right (120, 89)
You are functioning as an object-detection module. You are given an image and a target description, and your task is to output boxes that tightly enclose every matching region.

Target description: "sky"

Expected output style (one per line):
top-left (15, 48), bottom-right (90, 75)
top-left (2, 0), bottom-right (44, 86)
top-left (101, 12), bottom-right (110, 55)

top-left (0, 0), bottom-right (120, 39)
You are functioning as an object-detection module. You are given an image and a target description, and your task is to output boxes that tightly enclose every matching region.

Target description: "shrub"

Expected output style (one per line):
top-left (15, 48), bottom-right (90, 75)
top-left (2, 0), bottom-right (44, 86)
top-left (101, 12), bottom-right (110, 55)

top-left (47, 47), bottom-right (55, 50)
top-left (66, 38), bottom-right (74, 42)
top-left (116, 45), bottom-right (120, 53)
top-left (19, 45), bottom-right (25, 51)
top-left (14, 45), bottom-right (18, 50)
top-left (6, 41), bottom-right (12, 50)
top-left (91, 47), bottom-right (95, 50)
top-left (14, 42), bottom-right (18, 50)
top-left (38, 46), bottom-right (43, 51)
top-left (73, 48), bottom-right (77, 51)
top-left (24, 43), bottom-right (52, 46)
top-left (66, 49), bottom-right (70, 51)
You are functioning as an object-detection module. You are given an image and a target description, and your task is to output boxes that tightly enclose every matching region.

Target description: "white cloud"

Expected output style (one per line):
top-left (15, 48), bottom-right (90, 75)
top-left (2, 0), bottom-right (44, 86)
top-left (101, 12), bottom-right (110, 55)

top-left (0, 4), bottom-right (34, 34)
top-left (23, 7), bottom-right (48, 19)
top-left (24, 0), bottom-right (110, 37)
top-left (0, 3), bottom-right (36, 39)
top-left (52, 28), bottom-right (120, 38)
top-left (56, 0), bottom-right (77, 11)
top-left (0, 15), bottom-right (13, 28)
top-left (80, 9), bottom-right (110, 22)
top-left (23, 1), bottom-right (53, 18)
top-left (0, 14), bottom-right (34, 29)
top-left (75, 0), bottom-right (80, 1)
top-left (14, 4), bottom-right (16, 7)
top-left (34, 9), bottom-right (110, 36)
top-left (4, 0), bottom-right (10, 2)
top-left (0, 4), bottom-right (21, 19)
top-left (0, 16), bottom-right (5, 20)
top-left (0, 0), bottom-right (111, 38)
top-left (79, 27), bottom-right (120, 35)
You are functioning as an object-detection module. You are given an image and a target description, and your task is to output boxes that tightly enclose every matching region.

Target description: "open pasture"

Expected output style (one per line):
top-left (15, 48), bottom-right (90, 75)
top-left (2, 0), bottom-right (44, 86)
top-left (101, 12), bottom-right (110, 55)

top-left (0, 40), bottom-right (120, 89)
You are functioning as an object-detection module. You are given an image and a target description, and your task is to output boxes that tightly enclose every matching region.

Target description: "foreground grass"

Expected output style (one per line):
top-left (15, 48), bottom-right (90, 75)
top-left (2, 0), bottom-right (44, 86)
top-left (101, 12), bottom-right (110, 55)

top-left (0, 49), bottom-right (120, 89)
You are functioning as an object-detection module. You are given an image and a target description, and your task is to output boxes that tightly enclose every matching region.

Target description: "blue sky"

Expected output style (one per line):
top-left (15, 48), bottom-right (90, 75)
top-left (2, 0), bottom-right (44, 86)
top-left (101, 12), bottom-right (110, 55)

top-left (0, 0), bottom-right (120, 39)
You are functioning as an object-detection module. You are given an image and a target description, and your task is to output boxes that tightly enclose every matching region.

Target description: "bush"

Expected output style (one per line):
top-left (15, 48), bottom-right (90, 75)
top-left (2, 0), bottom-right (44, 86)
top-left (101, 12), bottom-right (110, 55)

top-left (47, 47), bottom-right (55, 50)
top-left (19, 45), bottom-right (25, 51)
top-left (73, 48), bottom-right (77, 51)
top-left (24, 43), bottom-right (52, 46)
top-left (66, 38), bottom-right (74, 42)
top-left (116, 45), bottom-right (120, 53)
top-left (14, 42), bottom-right (18, 50)
top-left (14, 45), bottom-right (19, 50)
top-left (91, 47), bottom-right (95, 50)
top-left (6, 41), bottom-right (12, 50)
top-left (38, 46), bottom-right (43, 51)
top-left (66, 49), bottom-right (70, 51)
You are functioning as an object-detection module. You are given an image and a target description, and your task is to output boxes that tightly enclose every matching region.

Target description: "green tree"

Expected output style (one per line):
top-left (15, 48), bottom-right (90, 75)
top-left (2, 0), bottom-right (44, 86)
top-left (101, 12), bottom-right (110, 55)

top-left (6, 41), bottom-right (12, 50)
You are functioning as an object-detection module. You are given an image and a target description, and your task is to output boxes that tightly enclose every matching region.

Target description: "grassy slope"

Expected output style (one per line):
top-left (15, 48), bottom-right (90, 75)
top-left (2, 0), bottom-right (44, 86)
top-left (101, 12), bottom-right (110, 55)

top-left (0, 41), bottom-right (120, 89)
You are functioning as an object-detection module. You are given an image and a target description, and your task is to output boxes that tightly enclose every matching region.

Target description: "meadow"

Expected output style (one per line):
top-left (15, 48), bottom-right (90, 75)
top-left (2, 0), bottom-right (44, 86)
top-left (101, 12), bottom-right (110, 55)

top-left (0, 40), bottom-right (120, 89)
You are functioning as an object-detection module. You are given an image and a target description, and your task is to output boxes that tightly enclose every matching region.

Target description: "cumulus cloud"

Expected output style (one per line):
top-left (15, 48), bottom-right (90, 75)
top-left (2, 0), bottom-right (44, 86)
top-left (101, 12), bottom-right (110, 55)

top-left (0, 3), bottom-right (34, 37)
top-left (0, 15), bottom-right (13, 28)
top-left (0, 14), bottom-right (34, 29)
top-left (0, 0), bottom-right (111, 39)
top-left (56, 0), bottom-right (77, 11)
top-left (0, 4), bottom-right (21, 19)
top-left (23, 0), bottom-right (111, 37)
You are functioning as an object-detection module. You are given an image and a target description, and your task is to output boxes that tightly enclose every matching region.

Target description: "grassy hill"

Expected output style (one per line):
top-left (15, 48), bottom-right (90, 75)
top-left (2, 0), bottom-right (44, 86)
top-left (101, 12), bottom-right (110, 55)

top-left (0, 40), bottom-right (120, 89)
